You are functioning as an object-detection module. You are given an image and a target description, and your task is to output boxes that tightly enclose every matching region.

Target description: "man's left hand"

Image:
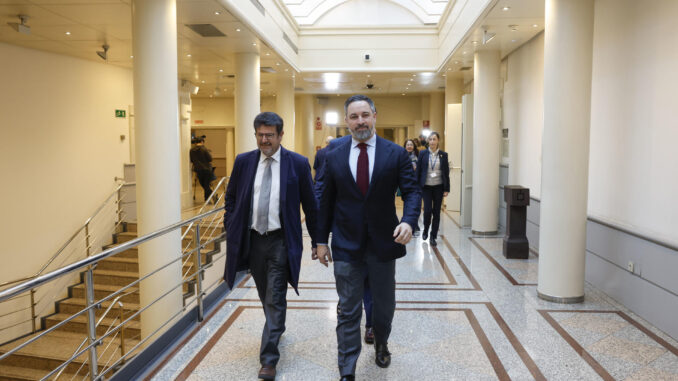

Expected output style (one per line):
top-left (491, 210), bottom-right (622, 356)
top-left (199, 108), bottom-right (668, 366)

top-left (443, 192), bottom-right (449, 197)
top-left (393, 222), bottom-right (413, 245)
top-left (311, 247), bottom-right (318, 260)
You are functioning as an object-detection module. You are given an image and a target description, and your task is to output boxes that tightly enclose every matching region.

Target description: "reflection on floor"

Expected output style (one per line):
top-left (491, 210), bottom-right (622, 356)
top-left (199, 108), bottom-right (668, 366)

top-left (150, 211), bottom-right (678, 380)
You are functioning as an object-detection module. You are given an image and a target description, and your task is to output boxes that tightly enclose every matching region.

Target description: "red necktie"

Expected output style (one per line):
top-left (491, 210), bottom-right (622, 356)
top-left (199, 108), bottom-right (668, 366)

top-left (357, 143), bottom-right (369, 196)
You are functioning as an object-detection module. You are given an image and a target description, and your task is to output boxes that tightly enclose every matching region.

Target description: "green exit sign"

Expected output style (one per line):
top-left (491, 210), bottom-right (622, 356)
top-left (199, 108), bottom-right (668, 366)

top-left (115, 109), bottom-right (126, 118)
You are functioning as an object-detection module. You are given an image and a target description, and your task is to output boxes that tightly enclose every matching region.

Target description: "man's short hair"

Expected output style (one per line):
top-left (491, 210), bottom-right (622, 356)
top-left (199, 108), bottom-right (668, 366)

top-left (253, 111), bottom-right (284, 134)
top-left (344, 94), bottom-right (377, 115)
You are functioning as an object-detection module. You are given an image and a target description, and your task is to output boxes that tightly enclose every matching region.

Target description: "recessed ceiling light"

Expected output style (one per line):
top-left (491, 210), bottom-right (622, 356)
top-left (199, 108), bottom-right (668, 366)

top-left (472, 40), bottom-right (478, 44)
top-left (130, 55), bottom-right (133, 59)
top-left (187, 54), bottom-right (192, 57)
top-left (367, 74), bottom-right (371, 77)
top-left (214, 11), bottom-right (221, 15)
top-left (201, 80), bottom-right (205, 83)
top-left (236, 28), bottom-right (241, 32)
top-left (265, 52), bottom-right (270, 56)
top-left (462, 51), bottom-right (467, 55)
top-left (276, 62), bottom-right (280, 66)
top-left (454, 61), bottom-right (460, 64)
top-left (442, 74), bottom-right (446, 77)
top-left (409, 78), bottom-right (414, 81)
top-left (511, 39), bottom-right (517, 42)
top-left (209, 95), bottom-right (213, 98)
top-left (412, 74), bottom-right (417, 77)
top-left (252, 43), bottom-right (256, 46)
top-left (532, 24), bottom-right (538, 28)
top-left (503, 6), bottom-right (510, 11)
top-left (219, 69), bottom-right (223, 72)
top-left (447, 67), bottom-right (452, 70)
top-left (284, 68), bottom-right (288, 71)
top-left (65, 31), bottom-right (71, 35)
top-left (223, 88), bottom-right (227, 91)
top-left (401, 93), bottom-right (406, 96)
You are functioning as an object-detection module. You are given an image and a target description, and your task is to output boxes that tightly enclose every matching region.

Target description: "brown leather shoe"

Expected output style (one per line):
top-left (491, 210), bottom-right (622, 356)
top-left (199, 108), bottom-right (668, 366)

top-left (258, 364), bottom-right (276, 380)
top-left (364, 327), bottom-right (374, 344)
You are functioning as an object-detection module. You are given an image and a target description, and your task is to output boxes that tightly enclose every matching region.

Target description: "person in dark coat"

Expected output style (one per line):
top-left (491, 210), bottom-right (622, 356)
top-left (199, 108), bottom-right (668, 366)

top-left (223, 112), bottom-right (318, 380)
top-left (190, 137), bottom-right (214, 202)
top-left (316, 95), bottom-right (421, 380)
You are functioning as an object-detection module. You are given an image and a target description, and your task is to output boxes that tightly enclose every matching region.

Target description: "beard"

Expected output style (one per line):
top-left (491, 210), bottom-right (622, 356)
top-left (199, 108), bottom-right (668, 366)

top-left (350, 124), bottom-right (374, 141)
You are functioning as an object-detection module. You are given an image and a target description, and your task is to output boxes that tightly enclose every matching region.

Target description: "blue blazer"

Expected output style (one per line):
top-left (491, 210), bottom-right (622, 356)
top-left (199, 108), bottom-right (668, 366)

top-left (317, 136), bottom-right (421, 262)
top-left (417, 149), bottom-right (450, 193)
top-left (223, 147), bottom-right (317, 293)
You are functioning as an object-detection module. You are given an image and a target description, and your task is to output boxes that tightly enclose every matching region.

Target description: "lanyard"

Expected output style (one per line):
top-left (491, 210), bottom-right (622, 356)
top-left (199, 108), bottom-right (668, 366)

top-left (429, 151), bottom-right (439, 171)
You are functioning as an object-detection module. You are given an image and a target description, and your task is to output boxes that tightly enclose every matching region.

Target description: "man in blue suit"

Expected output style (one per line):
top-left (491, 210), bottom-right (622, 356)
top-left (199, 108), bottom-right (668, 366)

top-left (316, 95), bottom-right (421, 381)
top-left (223, 112), bottom-right (317, 380)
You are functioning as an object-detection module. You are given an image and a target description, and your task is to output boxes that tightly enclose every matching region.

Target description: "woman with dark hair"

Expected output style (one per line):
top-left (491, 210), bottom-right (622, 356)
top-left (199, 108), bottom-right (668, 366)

top-left (403, 139), bottom-right (419, 171)
top-left (416, 132), bottom-right (450, 246)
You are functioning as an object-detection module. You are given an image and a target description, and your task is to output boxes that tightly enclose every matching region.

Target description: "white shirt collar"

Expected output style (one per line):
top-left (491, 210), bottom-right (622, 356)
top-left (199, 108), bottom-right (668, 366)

top-left (351, 133), bottom-right (377, 149)
top-left (259, 146), bottom-right (282, 163)
top-left (429, 148), bottom-right (439, 156)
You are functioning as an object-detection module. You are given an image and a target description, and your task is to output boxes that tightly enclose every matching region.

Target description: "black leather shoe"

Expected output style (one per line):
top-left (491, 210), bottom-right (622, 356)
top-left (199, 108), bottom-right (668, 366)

top-left (375, 343), bottom-right (391, 368)
top-left (364, 327), bottom-right (374, 344)
top-left (258, 364), bottom-right (276, 380)
top-left (340, 376), bottom-right (355, 381)
top-left (423, 230), bottom-right (429, 240)
top-left (430, 238), bottom-right (437, 246)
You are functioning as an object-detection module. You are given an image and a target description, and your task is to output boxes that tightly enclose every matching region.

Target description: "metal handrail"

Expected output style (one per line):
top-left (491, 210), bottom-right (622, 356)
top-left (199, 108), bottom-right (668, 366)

top-left (0, 208), bottom-right (224, 303)
top-left (0, 207), bottom-right (225, 380)
top-left (0, 182), bottom-right (129, 289)
top-left (181, 177), bottom-right (228, 241)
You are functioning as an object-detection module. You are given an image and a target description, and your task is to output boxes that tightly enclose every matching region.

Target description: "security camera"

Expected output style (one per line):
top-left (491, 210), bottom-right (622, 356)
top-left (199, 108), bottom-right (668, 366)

top-left (366, 83), bottom-right (374, 89)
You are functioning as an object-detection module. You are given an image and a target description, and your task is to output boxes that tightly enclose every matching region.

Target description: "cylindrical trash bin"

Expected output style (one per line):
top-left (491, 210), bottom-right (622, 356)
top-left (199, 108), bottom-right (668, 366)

top-left (503, 186), bottom-right (530, 259)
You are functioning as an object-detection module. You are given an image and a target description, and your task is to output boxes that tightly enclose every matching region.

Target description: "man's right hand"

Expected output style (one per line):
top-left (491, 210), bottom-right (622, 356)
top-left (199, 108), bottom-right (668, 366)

top-left (316, 245), bottom-right (333, 267)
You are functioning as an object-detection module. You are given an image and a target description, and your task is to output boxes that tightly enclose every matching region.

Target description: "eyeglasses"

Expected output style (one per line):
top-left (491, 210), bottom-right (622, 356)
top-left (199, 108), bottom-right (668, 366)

top-left (255, 132), bottom-right (277, 140)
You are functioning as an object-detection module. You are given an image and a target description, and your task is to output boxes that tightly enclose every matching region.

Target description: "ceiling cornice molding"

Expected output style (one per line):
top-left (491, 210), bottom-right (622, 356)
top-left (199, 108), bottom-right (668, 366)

top-left (272, 0), bottom-right (301, 34)
top-left (299, 25), bottom-right (438, 36)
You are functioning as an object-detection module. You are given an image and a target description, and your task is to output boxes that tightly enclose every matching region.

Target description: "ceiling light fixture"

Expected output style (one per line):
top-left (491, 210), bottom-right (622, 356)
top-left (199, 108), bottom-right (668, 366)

top-left (252, 43), bottom-right (256, 46)
top-left (8, 15), bottom-right (30, 35)
top-left (214, 11), bottom-right (221, 15)
top-left (533, 24), bottom-right (538, 28)
top-left (503, 6), bottom-right (510, 11)
top-left (236, 28), bottom-right (241, 32)
top-left (201, 80), bottom-right (205, 83)
top-left (509, 24), bottom-right (518, 31)
top-left (96, 44), bottom-right (109, 61)
top-left (266, 52), bottom-right (270, 56)
top-left (472, 40), bottom-right (478, 44)
top-left (65, 31), bottom-right (71, 36)
top-left (187, 54), bottom-right (192, 57)
top-left (482, 29), bottom-right (496, 44)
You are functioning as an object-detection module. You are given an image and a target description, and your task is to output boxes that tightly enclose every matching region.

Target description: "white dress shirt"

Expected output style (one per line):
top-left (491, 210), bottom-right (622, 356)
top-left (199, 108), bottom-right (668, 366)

top-left (251, 147), bottom-right (281, 233)
top-left (349, 133), bottom-right (377, 182)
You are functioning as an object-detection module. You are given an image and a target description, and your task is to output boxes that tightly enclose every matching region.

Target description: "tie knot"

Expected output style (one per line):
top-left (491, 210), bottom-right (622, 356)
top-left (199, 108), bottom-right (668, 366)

top-left (358, 142), bottom-right (367, 152)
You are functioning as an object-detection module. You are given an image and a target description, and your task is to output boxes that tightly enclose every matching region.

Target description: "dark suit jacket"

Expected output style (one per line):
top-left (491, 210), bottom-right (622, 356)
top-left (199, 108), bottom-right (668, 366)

top-left (416, 149), bottom-right (450, 193)
top-left (317, 136), bottom-right (421, 262)
top-left (223, 147), bottom-right (317, 293)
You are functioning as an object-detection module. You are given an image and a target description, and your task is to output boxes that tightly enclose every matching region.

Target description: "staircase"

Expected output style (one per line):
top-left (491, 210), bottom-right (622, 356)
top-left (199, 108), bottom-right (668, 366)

top-left (0, 219), bottom-right (225, 380)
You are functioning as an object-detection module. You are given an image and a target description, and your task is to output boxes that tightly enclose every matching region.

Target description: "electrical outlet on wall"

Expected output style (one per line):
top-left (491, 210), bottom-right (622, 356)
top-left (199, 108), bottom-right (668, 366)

top-left (627, 261), bottom-right (634, 273)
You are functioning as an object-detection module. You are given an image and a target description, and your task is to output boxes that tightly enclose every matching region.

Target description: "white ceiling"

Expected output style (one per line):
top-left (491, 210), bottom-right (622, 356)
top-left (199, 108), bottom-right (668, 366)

top-left (0, 0), bottom-right (544, 98)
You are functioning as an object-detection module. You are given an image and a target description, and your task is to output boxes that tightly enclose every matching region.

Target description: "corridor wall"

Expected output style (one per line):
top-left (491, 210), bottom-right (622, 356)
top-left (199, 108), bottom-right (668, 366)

top-left (0, 42), bottom-right (133, 286)
top-left (502, 0), bottom-right (678, 340)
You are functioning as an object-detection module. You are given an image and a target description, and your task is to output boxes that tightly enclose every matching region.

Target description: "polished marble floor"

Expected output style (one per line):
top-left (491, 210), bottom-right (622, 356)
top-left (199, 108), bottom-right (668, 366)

top-left (150, 211), bottom-right (678, 380)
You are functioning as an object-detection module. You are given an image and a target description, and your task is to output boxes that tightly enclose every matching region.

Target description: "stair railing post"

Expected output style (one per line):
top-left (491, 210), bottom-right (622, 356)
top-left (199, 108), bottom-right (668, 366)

top-left (85, 223), bottom-right (91, 258)
top-left (118, 301), bottom-right (125, 364)
top-left (194, 224), bottom-right (204, 322)
top-left (84, 267), bottom-right (99, 381)
top-left (30, 289), bottom-right (36, 333)
top-left (116, 188), bottom-right (123, 223)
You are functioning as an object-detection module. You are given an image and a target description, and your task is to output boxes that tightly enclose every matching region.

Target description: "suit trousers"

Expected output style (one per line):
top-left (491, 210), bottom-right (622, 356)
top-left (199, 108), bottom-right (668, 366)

top-left (248, 230), bottom-right (288, 366)
top-left (422, 184), bottom-right (444, 239)
top-left (334, 255), bottom-right (396, 376)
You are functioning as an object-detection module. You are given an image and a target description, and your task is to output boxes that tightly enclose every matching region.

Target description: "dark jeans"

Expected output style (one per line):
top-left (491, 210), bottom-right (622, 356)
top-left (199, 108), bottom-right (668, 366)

top-left (195, 169), bottom-right (213, 202)
top-left (423, 184), bottom-right (444, 239)
top-left (248, 230), bottom-right (288, 366)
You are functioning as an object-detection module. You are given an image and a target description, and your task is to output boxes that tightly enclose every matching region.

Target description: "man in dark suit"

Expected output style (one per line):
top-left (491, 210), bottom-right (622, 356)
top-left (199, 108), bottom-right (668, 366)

top-left (223, 111), bottom-right (317, 380)
top-left (316, 95), bottom-right (421, 381)
top-left (313, 135), bottom-right (334, 178)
